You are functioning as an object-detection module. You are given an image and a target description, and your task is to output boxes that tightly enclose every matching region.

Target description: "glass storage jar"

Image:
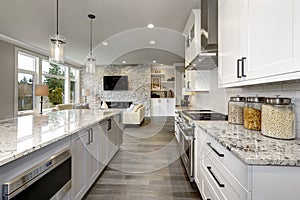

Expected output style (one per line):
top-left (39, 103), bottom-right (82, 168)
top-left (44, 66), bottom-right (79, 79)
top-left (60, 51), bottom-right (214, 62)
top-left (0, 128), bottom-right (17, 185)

top-left (228, 96), bottom-right (246, 124)
top-left (244, 96), bottom-right (265, 131)
top-left (261, 96), bottom-right (296, 139)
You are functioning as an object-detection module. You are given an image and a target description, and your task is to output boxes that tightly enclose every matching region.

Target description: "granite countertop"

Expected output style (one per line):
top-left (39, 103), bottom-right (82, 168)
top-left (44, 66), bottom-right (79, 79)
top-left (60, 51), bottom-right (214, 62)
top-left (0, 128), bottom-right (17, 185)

top-left (195, 121), bottom-right (300, 166)
top-left (0, 109), bottom-right (122, 167)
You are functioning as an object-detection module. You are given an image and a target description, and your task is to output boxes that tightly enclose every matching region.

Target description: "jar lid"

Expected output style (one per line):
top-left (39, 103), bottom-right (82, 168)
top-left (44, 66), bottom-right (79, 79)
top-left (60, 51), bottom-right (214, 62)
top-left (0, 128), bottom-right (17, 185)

top-left (265, 96), bottom-right (291, 105)
top-left (230, 95), bottom-right (246, 102)
top-left (246, 96), bottom-right (265, 103)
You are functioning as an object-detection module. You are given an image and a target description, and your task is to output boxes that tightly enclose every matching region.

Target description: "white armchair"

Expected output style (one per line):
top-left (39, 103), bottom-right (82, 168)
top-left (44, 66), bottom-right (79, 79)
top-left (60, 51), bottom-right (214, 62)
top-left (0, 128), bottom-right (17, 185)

top-left (123, 104), bottom-right (145, 125)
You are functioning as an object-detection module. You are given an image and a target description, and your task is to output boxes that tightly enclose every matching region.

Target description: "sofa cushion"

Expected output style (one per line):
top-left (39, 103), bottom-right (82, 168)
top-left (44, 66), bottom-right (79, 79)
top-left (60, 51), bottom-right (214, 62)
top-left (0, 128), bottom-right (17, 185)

top-left (56, 103), bottom-right (74, 110)
top-left (73, 103), bottom-right (89, 109)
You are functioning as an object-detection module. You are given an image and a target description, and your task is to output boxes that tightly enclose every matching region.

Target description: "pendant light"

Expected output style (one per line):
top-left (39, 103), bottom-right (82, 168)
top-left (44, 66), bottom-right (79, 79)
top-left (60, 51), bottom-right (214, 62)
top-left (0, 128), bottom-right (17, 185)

top-left (86, 14), bottom-right (96, 74)
top-left (49, 0), bottom-right (66, 63)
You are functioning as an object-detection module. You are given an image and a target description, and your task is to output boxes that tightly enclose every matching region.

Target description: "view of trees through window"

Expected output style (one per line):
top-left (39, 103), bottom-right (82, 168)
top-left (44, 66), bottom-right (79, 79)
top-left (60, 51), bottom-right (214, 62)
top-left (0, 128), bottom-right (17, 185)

top-left (18, 73), bottom-right (34, 111)
top-left (17, 51), bottom-right (79, 113)
top-left (43, 63), bottom-right (65, 105)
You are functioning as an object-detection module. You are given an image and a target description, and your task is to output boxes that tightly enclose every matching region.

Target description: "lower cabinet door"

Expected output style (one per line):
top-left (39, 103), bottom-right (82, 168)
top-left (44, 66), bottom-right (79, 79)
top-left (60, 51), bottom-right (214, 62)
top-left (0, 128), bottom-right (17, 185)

top-left (72, 134), bottom-right (87, 200)
top-left (99, 121), bottom-right (107, 167)
top-left (106, 119), bottom-right (114, 162)
top-left (86, 126), bottom-right (100, 185)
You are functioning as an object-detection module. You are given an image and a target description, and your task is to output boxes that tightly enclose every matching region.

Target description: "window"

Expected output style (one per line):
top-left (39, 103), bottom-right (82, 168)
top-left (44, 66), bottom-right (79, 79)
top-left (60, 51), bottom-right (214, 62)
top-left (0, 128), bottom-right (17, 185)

top-left (42, 60), bottom-right (65, 107)
top-left (16, 50), bottom-right (80, 114)
top-left (70, 68), bottom-right (79, 103)
top-left (17, 52), bottom-right (37, 112)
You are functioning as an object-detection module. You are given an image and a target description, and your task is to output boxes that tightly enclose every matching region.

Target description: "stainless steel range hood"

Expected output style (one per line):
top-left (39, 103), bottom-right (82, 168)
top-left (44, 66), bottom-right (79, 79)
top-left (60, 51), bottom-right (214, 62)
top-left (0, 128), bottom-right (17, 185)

top-left (188, 0), bottom-right (218, 70)
top-left (201, 0), bottom-right (218, 53)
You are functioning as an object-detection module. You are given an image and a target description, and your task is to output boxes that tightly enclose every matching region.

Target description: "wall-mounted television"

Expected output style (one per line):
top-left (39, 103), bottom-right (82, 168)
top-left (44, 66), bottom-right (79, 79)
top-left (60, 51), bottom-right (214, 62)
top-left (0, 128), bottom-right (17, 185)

top-left (103, 76), bottom-right (128, 91)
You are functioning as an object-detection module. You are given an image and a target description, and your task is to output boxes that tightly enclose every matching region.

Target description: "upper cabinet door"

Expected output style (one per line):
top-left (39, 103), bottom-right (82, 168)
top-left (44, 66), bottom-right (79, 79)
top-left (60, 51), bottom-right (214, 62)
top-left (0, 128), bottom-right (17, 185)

top-left (245, 0), bottom-right (300, 79)
top-left (184, 9), bottom-right (201, 67)
top-left (219, 0), bottom-right (300, 87)
top-left (218, 0), bottom-right (246, 85)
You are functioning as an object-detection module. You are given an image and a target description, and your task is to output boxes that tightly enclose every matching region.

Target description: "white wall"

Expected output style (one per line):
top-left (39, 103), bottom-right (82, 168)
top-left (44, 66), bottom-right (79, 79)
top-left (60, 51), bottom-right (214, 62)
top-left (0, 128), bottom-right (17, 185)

top-left (0, 40), bottom-right (15, 119)
top-left (193, 68), bottom-right (300, 138)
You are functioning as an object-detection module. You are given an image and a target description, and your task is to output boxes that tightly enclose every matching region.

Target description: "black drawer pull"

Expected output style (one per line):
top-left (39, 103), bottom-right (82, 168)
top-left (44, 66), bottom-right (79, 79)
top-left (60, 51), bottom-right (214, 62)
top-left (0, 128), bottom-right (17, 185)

top-left (241, 57), bottom-right (247, 77)
top-left (237, 59), bottom-right (242, 78)
top-left (207, 166), bottom-right (225, 188)
top-left (207, 142), bottom-right (224, 157)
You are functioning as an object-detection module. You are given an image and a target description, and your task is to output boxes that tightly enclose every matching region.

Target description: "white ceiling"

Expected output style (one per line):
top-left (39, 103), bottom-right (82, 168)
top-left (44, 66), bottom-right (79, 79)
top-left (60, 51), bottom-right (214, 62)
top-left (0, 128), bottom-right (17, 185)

top-left (113, 48), bottom-right (184, 65)
top-left (0, 0), bottom-right (199, 65)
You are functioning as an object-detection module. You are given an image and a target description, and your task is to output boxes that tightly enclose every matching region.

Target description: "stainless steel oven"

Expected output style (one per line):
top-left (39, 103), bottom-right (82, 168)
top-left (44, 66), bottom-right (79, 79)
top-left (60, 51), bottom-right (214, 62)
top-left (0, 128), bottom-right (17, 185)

top-left (176, 116), bottom-right (195, 182)
top-left (2, 149), bottom-right (71, 200)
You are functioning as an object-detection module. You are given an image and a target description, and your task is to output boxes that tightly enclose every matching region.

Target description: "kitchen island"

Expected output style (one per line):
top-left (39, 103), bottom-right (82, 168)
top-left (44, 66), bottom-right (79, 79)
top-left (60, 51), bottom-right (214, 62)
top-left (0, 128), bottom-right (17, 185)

top-left (0, 109), bottom-right (123, 200)
top-left (194, 121), bottom-right (300, 200)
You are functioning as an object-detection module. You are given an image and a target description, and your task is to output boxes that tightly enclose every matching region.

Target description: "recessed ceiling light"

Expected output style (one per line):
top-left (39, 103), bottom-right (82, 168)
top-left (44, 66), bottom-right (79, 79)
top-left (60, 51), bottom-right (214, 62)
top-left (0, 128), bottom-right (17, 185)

top-left (147, 24), bottom-right (155, 29)
top-left (153, 60), bottom-right (157, 63)
top-left (160, 64), bottom-right (163, 66)
top-left (122, 61), bottom-right (126, 64)
top-left (149, 40), bottom-right (156, 44)
top-left (102, 42), bottom-right (108, 46)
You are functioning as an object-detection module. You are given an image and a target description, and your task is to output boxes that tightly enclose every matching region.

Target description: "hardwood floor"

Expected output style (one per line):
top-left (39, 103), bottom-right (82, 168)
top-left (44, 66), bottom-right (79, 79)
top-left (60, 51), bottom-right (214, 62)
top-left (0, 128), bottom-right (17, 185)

top-left (85, 117), bottom-right (202, 200)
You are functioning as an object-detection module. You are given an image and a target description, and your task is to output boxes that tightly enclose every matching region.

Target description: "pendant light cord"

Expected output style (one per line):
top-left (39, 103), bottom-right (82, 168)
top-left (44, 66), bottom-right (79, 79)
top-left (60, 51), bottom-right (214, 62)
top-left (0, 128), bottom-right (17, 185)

top-left (56, 0), bottom-right (59, 35)
top-left (90, 18), bottom-right (93, 57)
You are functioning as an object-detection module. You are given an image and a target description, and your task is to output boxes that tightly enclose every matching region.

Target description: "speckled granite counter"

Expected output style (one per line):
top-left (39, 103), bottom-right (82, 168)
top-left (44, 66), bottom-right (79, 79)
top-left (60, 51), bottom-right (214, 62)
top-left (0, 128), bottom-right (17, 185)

top-left (195, 121), bottom-right (300, 166)
top-left (0, 109), bottom-right (122, 167)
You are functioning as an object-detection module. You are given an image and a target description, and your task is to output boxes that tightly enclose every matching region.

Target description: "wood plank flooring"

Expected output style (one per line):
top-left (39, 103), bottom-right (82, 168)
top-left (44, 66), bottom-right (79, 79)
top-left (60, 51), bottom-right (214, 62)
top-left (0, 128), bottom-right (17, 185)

top-left (85, 117), bottom-right (202, 200)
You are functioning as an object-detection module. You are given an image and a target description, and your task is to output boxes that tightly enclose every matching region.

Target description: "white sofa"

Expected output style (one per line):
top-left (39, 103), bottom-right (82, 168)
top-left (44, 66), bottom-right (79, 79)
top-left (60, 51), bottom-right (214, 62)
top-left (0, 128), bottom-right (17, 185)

top-left (52, 103), bottom-right (89, 111)
top-left (123, 104), bottom-right (145, 125)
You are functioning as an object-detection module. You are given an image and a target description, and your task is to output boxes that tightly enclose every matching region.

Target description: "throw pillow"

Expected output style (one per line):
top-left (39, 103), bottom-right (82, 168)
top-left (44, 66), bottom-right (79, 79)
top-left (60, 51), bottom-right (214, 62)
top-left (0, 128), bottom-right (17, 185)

top-left (126, 104), bottom-right (135, 112)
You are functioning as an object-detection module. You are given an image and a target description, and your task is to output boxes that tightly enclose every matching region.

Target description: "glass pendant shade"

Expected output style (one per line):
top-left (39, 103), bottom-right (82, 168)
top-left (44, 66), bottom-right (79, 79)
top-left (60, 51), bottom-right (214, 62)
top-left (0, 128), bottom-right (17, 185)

top-left (49, 34), bottom-right (65, 63)
top-left (86, 57), bottom-right (96, 74)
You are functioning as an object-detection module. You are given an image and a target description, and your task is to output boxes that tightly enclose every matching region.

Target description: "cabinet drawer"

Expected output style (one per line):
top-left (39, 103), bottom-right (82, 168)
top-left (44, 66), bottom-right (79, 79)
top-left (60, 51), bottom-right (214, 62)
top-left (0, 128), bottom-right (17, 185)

top-left (200, 132), bottom-right (249, 189)
top-left (201, 169), bottom-right (222, 200)
top-left (201, 149), bottom-right (250, 200)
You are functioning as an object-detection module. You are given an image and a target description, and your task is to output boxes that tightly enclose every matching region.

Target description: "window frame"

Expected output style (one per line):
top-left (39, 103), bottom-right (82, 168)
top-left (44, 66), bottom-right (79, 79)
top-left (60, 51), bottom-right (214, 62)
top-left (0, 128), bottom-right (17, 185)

top-left (15, 47), bottom-right (81, 116)
top-left (15, 50), bottom-right (39, 116)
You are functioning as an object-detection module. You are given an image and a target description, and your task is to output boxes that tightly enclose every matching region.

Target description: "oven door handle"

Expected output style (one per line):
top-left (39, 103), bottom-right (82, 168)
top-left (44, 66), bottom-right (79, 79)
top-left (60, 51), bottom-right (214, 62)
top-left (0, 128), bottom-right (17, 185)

top-left (177, 123), bottom-right (193, 140)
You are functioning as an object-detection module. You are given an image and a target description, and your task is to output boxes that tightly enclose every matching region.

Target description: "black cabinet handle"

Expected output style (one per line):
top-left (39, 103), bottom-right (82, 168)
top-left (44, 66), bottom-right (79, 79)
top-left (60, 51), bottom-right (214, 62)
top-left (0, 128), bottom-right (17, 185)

top-left (207, 166), bottom-right (225, 188)
top-left (86, 129), bottom-right (91, 145)
top-left (207, 142), bottom-right (224, 157)
top-left (90, 128), bottom-right (94, 143)
top-left (187, 81), bottom-right (190, 89)
top-left (242, 57), bottom-right (247, 77)
top-left (107, 119), bottom-right (112, 131)
top-left (119, 114), bottom-right (122, 123)
top-left (237, 59), bottom-right (242, 78)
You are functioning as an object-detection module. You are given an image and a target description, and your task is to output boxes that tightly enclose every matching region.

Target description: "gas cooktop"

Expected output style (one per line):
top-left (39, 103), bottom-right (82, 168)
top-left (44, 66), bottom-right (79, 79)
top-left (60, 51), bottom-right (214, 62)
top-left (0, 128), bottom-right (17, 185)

top-left (182, 110), bottom-right (228, 121)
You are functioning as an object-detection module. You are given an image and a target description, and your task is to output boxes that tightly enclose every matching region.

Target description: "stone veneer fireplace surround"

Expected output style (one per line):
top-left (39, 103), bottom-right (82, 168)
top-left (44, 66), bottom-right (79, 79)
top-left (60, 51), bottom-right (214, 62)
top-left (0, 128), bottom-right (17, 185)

top-left (81, 64), bottom-right (151, 117)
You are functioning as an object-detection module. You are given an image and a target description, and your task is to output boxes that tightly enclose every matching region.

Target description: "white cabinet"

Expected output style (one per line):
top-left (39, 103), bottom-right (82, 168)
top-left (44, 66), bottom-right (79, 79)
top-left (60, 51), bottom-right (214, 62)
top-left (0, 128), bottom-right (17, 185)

top-left (71, 120), bottom-right (122, 200)
top-left (98, 121), bottom-right (108, 170)
top-left (219, 0), bottom-right (300, 87)
top-left (195, 126), bottom-right (300, 200)
top-left (106, 116), bottom-right (123, 164)
top-left (151, 98), bottom-right (175, 116)
top-left (86, 125), bottom-right (100, 185)
top-left (71, 125), bottom-right (100, 200)
top-left (183, 9), bottom-right (201, 67)
top-left (195, 127), bottom-right (251, 200)
top-left (185, 70), bottom-right (210, 91)
top-left (113, 113), bottom-right (123, 147)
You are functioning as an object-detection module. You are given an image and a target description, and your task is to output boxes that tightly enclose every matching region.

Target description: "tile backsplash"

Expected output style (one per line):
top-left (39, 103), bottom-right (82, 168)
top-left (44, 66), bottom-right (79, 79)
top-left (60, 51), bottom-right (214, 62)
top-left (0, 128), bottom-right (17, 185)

top-left (193, 68), bottom-right (300, 138)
